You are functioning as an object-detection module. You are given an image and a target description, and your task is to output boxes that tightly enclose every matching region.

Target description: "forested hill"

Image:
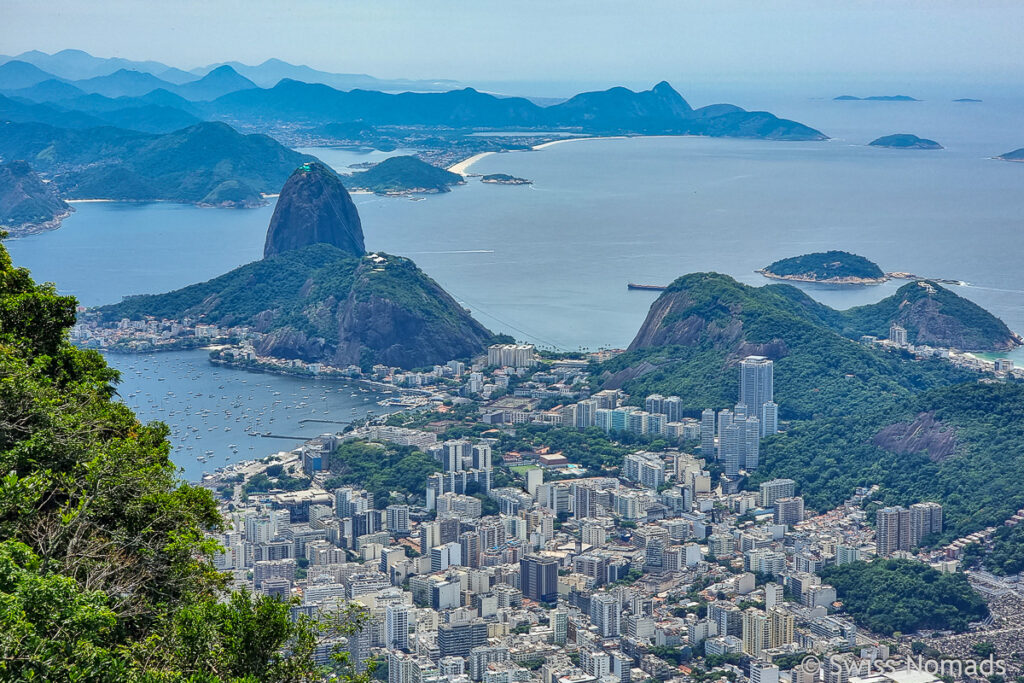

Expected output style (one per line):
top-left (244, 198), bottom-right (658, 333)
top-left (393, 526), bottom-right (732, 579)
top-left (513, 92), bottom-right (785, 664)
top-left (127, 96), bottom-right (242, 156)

top-left (0, 241), bottom-right (366, 678)
top-left (0, 120), bottom-right (313, 206)
top-left (600, 273), bottom-right (980, 420)
top-left (94, 244), bottom-right (494, 369)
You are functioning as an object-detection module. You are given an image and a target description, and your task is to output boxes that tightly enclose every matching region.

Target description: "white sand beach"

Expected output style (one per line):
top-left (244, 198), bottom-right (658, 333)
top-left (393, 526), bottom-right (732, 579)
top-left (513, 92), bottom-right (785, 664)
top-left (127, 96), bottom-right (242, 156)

top-left (447, 152), bottom-right (496, 175)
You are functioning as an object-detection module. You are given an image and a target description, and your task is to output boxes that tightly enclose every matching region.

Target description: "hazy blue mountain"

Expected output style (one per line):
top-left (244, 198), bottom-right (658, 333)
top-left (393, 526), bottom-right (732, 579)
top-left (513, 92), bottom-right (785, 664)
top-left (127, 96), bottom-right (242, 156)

top-left (171, 65), bottom-right (257, 101)
top-left (3, 78), bottom-right (86, 101)
top-left (72, 69), bottom-right (176, 98)
top-left (91, 105), bottom-right (201, 134)
top-left (205, 80), bottom-right (826, 140)
top-left (0, 60), bottom-right (58, 90)
top-left (0, 93), bottom-right (108, 128)
top-left (193, 57), bottom-right (460, 91)
top-left (543, 80), bottom-right (692, 127)
top-left (3, 49), bottom-right (193, 83)
top-left (0, 120), bottom-right (312, 206)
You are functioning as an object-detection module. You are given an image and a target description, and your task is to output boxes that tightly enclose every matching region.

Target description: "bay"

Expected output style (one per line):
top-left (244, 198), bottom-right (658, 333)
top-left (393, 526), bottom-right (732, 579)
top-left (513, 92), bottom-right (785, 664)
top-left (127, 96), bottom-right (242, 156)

top-left (7, 93), bottom-right (1024, 479)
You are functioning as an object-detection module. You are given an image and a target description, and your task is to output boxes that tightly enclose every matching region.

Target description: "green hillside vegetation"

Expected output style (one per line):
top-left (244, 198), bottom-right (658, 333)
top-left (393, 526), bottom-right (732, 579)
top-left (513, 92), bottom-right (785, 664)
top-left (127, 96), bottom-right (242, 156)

top-left (93, 243), bottom-right (494, 369)
top-left (750, 383), bottom-right (1024, 539)
top-left (821, 559), bottom-right (988, 635)
top-left (600, 274), bottom-right (976, 420)
top-left (0, 120), bottom-right (313, 206)
top-left (347, 155), bottom-right (464, 193)
top-left (325, 440), bottom-right (441, 506)
top-left (95, 244), bottom-right (359, 327)
top-left (973, 524), bottom-right (1024, 576)
top-left (762, 251), bottom-right (885, 281)
top-left (0, 240), bottom-right (370, 680)
top-left (839, 281), bottom-right (1021, 351)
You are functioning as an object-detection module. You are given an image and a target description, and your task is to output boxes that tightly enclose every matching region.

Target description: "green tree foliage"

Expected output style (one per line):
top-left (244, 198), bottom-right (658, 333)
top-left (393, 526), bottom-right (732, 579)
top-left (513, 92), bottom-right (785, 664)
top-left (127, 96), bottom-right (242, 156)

top-left (326, 440), bottom-right (441, 506)
top-left (763, 251), bottom-right (884, 280)
top-left (496, 424), bottom-right (634, 473)
top-left (980, 524), bottom-right (1024, 576)
top-left (600, 274), bottom-right (975, 420)
top-left (0, 239), bottom-right (369, 680)
top-left (751, 383), bottom-right (1024, 541)
top-left (821, 559), bottom-right (988, 635)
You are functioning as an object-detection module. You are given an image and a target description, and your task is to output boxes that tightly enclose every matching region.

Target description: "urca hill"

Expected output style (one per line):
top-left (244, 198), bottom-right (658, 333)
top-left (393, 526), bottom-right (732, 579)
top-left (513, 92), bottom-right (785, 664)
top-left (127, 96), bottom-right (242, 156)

top-left (98, 163), bottom-right (493, 368)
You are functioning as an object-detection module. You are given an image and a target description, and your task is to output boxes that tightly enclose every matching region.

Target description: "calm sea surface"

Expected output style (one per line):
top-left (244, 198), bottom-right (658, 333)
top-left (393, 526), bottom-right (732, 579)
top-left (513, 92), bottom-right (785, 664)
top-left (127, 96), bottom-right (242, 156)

top-left (8, 95), bottom-right (1024, 477)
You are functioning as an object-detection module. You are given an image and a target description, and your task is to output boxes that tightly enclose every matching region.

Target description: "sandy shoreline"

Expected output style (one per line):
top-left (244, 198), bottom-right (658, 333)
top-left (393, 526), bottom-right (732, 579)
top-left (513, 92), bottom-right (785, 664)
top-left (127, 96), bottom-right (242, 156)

top-left (447, 152), bottom-right (496, 175)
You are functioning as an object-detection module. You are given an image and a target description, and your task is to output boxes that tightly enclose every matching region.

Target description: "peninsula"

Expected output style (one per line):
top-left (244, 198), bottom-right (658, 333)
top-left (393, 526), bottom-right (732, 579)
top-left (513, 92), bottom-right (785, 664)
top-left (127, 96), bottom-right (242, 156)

top-left (759, 251), bottom-right (887, 284)
top-left (0, 159), bottom-right (73, 236)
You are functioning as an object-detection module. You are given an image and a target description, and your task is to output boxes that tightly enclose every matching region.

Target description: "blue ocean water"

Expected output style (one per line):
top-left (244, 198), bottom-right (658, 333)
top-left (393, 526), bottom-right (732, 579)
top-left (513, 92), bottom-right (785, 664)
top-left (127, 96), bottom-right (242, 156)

top-left (7, 94), bottom-right (1024, 477)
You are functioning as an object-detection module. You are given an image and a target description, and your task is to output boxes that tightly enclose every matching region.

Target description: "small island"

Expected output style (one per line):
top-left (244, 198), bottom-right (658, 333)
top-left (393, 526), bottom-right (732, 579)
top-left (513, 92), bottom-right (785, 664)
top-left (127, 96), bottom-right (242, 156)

top-left (953, 98), bottom-right (982, 103)
top-left (759, 251), bottom-right (887, 284)
top-left (996, 148), bottom-right (1024, 162)
top-left (346, 155), bottom-right (464, 195)
top-left (868, 134), bottom-right (943, 150)
top-left (834, 95), bottom-right (920, 101)
top-left (480, 173), bottom-right (531, 185)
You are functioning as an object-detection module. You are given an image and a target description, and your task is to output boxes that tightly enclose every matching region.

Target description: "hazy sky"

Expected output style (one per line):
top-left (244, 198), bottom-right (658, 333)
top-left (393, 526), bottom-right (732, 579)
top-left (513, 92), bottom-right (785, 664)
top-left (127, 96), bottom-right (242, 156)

top-left (3, 0), bottom-right (1023, 90)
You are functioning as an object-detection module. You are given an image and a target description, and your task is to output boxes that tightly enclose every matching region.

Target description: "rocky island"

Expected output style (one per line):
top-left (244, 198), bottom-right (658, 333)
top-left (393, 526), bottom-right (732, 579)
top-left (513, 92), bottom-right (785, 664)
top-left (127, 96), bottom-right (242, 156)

top-left (868, 133), bottom-right (943, 150)
top-left (481, 173), bottom-right (531, 185)
top-left (759, 251), bottom-right (887, 284)
top-left (346, 155), bottom-right (464, 194)
top-left (997, 148), bottom-right (1024, 162)
top-left (0, 159), bottom-right (73, 236)
top-left (94, 162), bottom-right (494, 368)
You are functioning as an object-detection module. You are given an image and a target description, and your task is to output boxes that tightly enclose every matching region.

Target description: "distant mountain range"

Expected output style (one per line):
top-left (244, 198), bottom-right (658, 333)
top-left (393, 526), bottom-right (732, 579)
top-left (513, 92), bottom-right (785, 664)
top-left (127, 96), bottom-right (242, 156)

top-left (0, 120), bottom-right (312, 206)
top-left (0, 50), bottom-right (459, 94)
top-left (0, 52), bottom-right (826, 141)
top-left (203, 79), bottom-right (826, 139)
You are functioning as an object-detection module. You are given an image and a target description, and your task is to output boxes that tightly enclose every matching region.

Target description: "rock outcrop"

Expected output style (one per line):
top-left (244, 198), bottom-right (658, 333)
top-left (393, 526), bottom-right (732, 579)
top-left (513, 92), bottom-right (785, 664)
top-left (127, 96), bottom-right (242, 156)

top-left (263, 162), bottom-right (365, 258)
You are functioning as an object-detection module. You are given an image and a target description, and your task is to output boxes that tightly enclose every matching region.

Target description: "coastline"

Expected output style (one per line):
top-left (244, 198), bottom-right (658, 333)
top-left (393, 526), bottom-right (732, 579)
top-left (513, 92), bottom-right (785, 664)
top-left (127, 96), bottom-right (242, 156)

top-left (2, 207), bottom-right (75, 239)
top-left (448, 152), bottom-right (496, 175)
top-left (447, 135), bottom-right (634, 176)
top-left (757, 269), bottom-right (888, 286)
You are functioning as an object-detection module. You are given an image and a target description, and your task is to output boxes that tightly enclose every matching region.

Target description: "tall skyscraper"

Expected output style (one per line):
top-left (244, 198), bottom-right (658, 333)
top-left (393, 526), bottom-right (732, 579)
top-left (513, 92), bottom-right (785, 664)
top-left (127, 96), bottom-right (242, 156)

top-left (909, 502), bottom-right (943, 546)
top-left (386, 504), bottom-right (410, 534)
top-left (740, 356), bottom-right (774, 436)
top-left (590, 593), bottom-right (621, 637)
top-left (717, 409), bottom-right (734, 460)
top-left (386, 603), bottom-right (410, 651)
top-left (876, 506), bottom-right (911, 556)
top-left (701, 409), bottom-right (716, 456)
top-left (471, 443), bottom-right (492, 470)
top-left (761, 401), bottom-right (779, 436)
top-left (520, 555), bottom-right (559, 603)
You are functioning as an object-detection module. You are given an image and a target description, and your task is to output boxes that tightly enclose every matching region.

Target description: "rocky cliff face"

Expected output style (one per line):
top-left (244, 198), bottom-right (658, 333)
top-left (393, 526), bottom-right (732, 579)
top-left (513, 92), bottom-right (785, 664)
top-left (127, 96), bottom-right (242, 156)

top-left (263, 161), bottom-right (365, 258)
top-left (0, 160), bottom-right (71, 236)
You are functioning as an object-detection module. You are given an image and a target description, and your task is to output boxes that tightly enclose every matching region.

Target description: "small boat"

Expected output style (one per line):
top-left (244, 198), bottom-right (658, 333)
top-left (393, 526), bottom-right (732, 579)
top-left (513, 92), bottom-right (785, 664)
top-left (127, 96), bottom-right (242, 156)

top-left (627, 283), bottom-right (668, 291)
